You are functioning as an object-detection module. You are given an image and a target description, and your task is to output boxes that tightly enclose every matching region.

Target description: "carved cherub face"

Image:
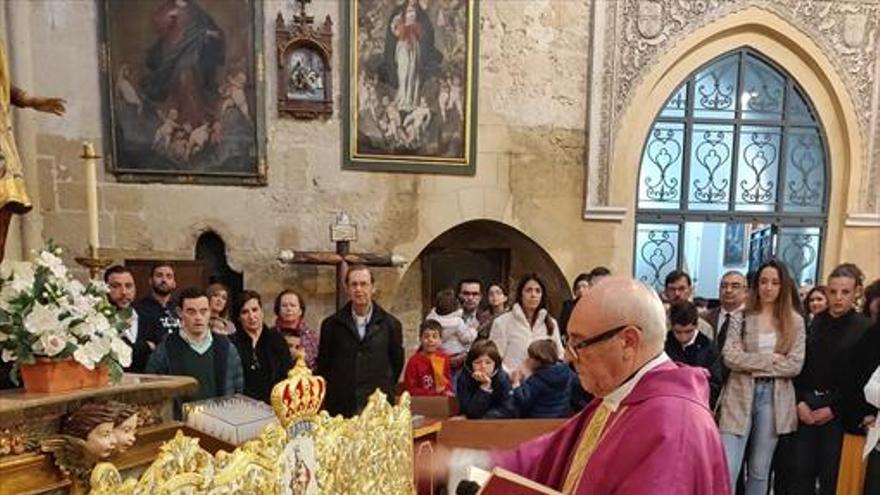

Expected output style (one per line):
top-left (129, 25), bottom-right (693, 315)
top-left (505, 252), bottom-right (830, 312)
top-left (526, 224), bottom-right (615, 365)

top-left (85, 422), bottom-right (117, 460)
top-left (113, 413), bottom-right (138, 453)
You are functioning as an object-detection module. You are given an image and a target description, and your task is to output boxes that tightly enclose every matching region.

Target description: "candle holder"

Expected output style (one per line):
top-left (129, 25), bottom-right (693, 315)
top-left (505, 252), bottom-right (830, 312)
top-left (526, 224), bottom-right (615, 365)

top-left (75, 248), bottom-right (114, 279)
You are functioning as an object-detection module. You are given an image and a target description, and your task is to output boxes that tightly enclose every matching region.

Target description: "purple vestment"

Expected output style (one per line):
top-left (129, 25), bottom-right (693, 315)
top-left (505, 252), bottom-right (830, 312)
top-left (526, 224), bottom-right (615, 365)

top-left (490, 362), bottom-right (730, 494)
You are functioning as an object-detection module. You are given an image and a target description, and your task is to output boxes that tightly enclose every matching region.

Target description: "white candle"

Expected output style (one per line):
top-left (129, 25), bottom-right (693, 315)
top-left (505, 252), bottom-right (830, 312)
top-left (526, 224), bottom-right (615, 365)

top-left (83, 142), bottom-right (99, 257)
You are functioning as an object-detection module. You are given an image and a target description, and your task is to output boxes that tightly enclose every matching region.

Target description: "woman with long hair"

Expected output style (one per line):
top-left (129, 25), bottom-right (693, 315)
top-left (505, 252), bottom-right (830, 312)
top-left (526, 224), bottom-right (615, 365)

top-left (231, 290), bottom-right (294, 403)
top-left (488, 274), bottom-right (563, 377)
top-left (206, 282), bottom-right (236, 335)
top-left (803, 285), bottom-right (828, 326)
top-left (476, 281), bottom-right (510, 341)
top-left (718, 260), bottom-right (806, 495)
top-left (863, 279), bottom-right (880, 323)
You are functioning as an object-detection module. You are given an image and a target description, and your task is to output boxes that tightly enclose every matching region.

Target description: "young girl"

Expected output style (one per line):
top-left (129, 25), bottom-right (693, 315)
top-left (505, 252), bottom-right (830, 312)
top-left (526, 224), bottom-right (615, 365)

top-left (718, 260), bottom-right (805, 495)
top-left (403, 320), bottom-right (452, 396)
top-left (455, 340), bottom-right (514, 419)
top-left (512, 339), bottom-right (572, 419)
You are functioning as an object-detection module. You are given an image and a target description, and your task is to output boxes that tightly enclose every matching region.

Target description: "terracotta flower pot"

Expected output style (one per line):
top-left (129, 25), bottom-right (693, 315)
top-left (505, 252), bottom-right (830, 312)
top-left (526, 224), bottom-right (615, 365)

top-left (20, 358), bottom-right (108, 394)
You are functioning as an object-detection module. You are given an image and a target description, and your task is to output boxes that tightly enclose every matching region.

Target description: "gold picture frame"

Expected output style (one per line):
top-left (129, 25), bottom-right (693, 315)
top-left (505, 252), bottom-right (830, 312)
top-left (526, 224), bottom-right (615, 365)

top-left (343, 0), bottom-right (479, 175)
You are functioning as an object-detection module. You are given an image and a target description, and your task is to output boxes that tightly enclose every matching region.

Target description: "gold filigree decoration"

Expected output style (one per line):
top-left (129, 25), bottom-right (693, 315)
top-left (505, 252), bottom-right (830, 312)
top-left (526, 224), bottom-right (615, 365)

top-left (89, 354), bottom-right (414, 494)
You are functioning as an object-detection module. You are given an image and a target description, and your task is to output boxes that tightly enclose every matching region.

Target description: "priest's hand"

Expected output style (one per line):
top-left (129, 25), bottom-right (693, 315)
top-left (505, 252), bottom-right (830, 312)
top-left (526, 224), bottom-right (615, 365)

top-left (796, 402), bottom-right (815, 425)
top-left (861, 415), bottom-right (877, 430)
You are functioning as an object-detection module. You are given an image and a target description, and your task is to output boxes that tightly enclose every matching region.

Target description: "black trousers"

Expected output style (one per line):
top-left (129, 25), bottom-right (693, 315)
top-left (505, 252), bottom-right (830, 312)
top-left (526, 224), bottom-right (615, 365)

top-left (772, 433), bottom-right (797, 495)
top-left (791, 419), bottom-right (843, 495)
top-left (866, 449), bottom-right (880, 495)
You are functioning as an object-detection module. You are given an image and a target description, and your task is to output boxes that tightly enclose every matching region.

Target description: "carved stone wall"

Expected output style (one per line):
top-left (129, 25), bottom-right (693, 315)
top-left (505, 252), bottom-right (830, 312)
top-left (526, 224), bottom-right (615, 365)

top-left (586, 0), bottom-right (880, 213)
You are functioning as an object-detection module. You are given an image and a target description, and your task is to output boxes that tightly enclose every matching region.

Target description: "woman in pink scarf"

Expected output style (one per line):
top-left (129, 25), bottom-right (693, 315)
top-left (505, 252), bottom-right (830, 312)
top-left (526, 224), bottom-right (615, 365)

top-left (274, 289), bottom-right (319, 370)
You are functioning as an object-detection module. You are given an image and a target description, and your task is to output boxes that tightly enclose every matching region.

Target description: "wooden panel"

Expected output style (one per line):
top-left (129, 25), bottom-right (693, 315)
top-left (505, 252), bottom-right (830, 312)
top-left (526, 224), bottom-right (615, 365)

top-left (124, 259), bottom-right (207, 301)
top-left (410, 396), bottom-right (459, 419)
top-left (437, 419), bottom-right (564, 450)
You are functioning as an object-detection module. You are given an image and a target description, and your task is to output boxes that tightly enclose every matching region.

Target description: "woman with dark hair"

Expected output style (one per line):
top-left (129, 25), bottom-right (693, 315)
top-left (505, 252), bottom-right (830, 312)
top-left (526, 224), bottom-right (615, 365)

top-left (803, 285), bottom-right (828, 326)
top-left (273, 289), bottom-right (319, 370)
top-left (489, 274), bottom-right (563, 377)
top-left (476, 281), bottom-right (509, 341)
top-left (231, 290), bottom-right (294, 403)
top-left (455, 340), bottom-right (514, 419)
top-left (863, 279), bottom-right (880, 323)
top-left (206, 282), bottom-right (236, 335)
top-left (718, 260), bottom-right (805, 495)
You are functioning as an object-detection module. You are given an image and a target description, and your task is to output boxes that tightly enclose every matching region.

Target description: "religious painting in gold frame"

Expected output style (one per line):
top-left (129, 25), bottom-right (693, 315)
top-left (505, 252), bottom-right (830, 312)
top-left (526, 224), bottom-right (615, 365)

top-left (343, 0), bottom-right (478, 175)
top-left (98, 0), bottom-right (267, 186)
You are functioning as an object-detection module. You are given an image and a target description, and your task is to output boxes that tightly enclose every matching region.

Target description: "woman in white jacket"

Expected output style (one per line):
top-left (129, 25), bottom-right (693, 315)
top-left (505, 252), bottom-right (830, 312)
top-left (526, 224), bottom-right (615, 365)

top-left (489, 274), bottom-right (563, 375)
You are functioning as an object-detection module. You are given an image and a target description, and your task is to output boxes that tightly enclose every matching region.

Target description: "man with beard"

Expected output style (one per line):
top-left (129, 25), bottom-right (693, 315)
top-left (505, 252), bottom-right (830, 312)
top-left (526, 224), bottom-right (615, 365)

top-left (134, 262), bottom-right (181, 341)
top-left (105, 265), bottom-right (161, 372)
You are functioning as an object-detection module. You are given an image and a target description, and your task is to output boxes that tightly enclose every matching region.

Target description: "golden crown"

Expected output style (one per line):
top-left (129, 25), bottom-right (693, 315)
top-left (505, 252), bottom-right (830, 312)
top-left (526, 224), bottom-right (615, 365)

top-left (270, 352), bottom-right (326, 428)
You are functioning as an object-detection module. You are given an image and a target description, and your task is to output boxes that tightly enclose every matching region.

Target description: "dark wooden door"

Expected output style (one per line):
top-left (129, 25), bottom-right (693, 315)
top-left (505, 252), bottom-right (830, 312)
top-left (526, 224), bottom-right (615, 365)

top-left (421, 248), bottom-right (509, 312)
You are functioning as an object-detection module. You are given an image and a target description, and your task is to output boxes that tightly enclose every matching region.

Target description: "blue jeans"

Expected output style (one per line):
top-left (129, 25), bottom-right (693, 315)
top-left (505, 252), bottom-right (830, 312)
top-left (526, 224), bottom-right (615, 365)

top-left (721, 380), bottom-right (778, 495)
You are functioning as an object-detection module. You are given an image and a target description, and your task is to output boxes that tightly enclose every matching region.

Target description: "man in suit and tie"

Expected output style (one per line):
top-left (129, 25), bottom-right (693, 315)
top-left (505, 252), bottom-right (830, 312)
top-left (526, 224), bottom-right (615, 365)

top-left (703, 270), bottom-right (748, 353)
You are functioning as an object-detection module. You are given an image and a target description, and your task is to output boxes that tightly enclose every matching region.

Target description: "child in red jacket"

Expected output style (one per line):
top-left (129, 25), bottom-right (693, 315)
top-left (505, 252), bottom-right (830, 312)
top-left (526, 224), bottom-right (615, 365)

top-left (403, 319), bottom-right (453, 396)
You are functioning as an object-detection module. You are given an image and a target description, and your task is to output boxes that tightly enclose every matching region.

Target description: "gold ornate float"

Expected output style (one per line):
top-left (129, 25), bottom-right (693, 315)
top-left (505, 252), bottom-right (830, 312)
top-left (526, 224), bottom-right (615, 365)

top-left (89, 355), bottom-right (415, 494)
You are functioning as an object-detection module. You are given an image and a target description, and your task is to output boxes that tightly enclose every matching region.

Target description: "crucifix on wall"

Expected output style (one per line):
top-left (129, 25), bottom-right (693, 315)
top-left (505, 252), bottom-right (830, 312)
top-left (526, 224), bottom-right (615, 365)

top-left (278, 212), bottom-right (406, 309)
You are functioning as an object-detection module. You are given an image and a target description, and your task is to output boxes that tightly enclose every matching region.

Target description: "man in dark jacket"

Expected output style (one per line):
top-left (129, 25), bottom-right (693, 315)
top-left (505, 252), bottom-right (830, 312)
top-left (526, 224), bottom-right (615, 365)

top-left (133, 262), bottom-right (180, 340)
top-left (105, 265), bottom-right (161, 373)
top-left (664, 301), bottom-right (722, 409)
top-left (317, 265), bottom-right (404, 417)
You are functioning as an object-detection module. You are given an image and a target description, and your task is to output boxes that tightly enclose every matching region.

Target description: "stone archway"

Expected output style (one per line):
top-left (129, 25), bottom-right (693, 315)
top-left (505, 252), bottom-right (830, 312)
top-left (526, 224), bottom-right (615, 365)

top-left (392, 219), bottom-right (569, 347)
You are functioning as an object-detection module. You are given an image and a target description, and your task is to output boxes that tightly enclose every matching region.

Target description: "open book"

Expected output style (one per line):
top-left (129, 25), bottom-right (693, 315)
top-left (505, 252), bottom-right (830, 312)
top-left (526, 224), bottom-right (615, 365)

top-left (469, 466), bottom-right (563, 495)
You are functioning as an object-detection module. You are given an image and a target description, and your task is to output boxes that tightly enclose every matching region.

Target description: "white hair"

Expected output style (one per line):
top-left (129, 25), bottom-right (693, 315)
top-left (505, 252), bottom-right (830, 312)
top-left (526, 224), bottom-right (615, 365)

top-left (594, 277), bottom-right (668, 353)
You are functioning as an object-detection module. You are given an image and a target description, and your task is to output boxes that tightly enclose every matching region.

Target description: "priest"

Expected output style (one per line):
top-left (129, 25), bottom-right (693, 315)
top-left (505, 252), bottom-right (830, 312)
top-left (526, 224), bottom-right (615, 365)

top-left (432, 276), bottom-right (730, 494)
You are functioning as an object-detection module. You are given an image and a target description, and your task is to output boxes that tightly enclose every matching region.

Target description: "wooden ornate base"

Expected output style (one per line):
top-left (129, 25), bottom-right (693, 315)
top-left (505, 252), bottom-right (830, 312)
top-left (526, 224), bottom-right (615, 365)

top-left (0, 423), bottom-right (232, 495)
top-left (0, 374), bottom-right (198, 494)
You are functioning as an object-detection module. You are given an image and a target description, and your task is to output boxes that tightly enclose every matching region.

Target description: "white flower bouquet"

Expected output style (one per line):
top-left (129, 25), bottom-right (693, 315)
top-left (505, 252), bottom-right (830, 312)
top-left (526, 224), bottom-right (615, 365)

top-left (0, 242), bottom-right (131, 385)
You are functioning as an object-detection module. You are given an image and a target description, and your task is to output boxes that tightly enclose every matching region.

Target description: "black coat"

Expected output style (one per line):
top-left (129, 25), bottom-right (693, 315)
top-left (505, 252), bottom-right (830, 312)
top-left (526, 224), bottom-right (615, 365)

top-left (317, 302), bottom-right (404, 417)
top-left (231, 326), bottom-right (294, 404)
top-left (512, 362), bottom-right (573, 419)
top-left (123, 309), bottom-right (162, 373)
top-left (456, 367), bottom-right (515, 419)
top-left (839, 319), bottom-right (880, 434)
top-left (133, 296), bottom-right (180, 340)
top-left (665, 331), bottom-right (723, 409)
top-left (557, 297), bottom-right (578, 343)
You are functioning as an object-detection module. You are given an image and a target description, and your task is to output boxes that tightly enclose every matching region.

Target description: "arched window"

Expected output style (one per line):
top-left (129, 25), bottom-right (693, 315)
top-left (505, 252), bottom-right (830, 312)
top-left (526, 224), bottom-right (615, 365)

top-left (634, 48), bottom-right (828, 296)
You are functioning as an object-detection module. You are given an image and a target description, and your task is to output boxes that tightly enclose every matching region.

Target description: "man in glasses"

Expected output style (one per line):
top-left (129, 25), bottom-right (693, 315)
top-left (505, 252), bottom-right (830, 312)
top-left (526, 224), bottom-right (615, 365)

top-left (664, 270), bottom-right (715, 340)
top-left (704, 270), bottom-right (748, 353)
top-left (427, 276), bottom-right (730, 494)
